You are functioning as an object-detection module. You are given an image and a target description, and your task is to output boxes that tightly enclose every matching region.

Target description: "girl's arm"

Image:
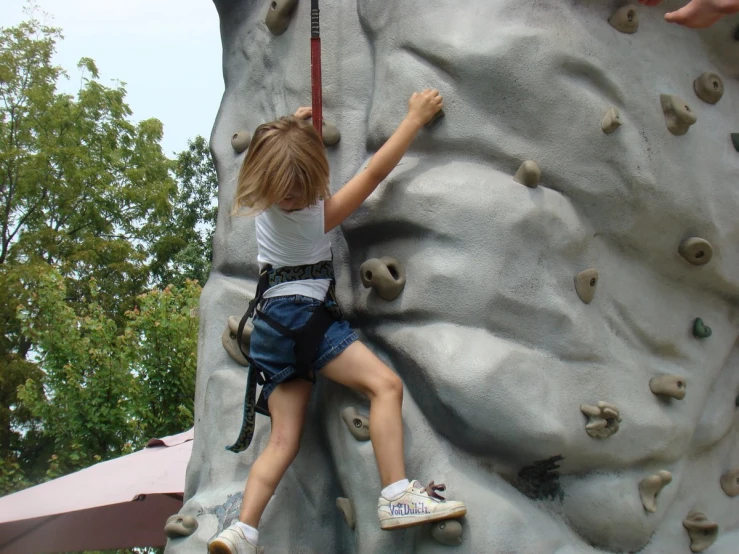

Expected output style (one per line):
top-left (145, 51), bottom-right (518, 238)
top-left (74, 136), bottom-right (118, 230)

top-left (324, 89), bottom-right (443, 233)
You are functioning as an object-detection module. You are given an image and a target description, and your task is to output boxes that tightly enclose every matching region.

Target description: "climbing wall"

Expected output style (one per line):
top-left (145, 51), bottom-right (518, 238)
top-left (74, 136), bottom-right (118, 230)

top-left (166, 0), bottom-right (739, 552)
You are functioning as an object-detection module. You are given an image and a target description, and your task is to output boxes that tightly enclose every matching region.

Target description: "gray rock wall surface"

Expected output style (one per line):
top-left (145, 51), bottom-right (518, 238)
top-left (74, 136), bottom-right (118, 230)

top-left (168, 1), bottom-right (739, 552)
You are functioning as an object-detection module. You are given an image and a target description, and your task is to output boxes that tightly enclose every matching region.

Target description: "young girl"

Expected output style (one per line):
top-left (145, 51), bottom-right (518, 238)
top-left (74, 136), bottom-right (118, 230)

top-left (209, 89), bottom-right (466, 554)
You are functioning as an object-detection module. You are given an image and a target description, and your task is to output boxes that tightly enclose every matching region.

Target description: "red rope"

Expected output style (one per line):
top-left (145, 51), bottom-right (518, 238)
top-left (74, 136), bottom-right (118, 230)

top-left (310, 3), bottom-right (322, 139)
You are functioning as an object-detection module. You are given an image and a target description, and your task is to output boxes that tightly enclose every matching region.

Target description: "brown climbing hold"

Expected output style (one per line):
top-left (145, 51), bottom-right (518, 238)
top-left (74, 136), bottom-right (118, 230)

top-left (693, 72), bottom-right (724, 105)
top-left (638, 470), bottom-right (672, 513)
top-left (164, 514), bottom-right (198, 538)
top-left (683, 511), bottom-right (718, 552)
top-left (660, 95), bottom-right (697, 136)
top-left (609, 5), bottom-right (639, 34)
top-left (431, 519), bottom-right (463, 546)
top-left (265, 0), bottom-right (298, 36)
top-left (336, 497), bottom-right (356, 529)
top-left (322, 121), bottom-right (341, 147)
top-left (601, 107), bottom-right (622, 134)
top-left (720, 469), bottom-right (739, 497)
top-left (678, 237), bottom-right (713, 266)
top-left (581, 402), bottom-right (621, 439)
top-left (513, 160), bottom-right (541, 188)
top-left (649, 375), bottom-right (687, 400)
top-left (425, 108), bottom-right (445, 128)
top-left (341, 406), bottom-right (370, 441)
top-left (231, 131), bottom-right (251, 154)
top-left (360, 257), bottom-right (406, 301)
top-left (574, 269), bottom-right (598, 304)
top-left (221, 316), bottom-right (252, 367)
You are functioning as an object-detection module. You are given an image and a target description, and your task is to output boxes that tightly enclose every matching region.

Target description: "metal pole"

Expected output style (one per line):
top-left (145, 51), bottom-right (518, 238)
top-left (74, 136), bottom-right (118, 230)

top-left (310, 0), bottom-right (323, 139)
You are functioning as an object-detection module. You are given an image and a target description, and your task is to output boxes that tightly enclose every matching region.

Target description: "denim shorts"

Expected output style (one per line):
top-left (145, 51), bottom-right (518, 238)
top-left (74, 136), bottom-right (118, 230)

top-left (250, 294), bottom-right (358, 400)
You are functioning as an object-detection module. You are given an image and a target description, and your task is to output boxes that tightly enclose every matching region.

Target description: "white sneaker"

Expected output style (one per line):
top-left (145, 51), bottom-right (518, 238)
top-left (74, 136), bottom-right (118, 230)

top-left (378, 480), bottom-right (467, 530)
top-left (207, 523), bottom-right (264, 554)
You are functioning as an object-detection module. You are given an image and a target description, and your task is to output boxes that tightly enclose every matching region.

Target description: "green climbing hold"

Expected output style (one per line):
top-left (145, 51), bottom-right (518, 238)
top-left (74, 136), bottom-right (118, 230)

top-left (731, 133), bottom-right (739, 152)
top-left (692, 318), bottom-right (712, 339)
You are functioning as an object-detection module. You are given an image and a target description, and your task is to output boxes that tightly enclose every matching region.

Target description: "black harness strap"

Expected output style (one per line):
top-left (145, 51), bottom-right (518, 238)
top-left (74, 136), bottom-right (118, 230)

top-left (226, 260), bottom-right (340, 453)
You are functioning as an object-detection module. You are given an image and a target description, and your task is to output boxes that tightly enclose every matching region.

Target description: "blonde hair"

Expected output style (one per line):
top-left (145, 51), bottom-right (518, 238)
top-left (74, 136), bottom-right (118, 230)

top-left (232, 116), bottom-right (330, 215)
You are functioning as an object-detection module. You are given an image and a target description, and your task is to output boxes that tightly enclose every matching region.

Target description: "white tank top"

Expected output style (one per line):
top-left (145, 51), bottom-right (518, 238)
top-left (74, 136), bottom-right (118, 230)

top-left (255, 200), bottom-right (332, 300)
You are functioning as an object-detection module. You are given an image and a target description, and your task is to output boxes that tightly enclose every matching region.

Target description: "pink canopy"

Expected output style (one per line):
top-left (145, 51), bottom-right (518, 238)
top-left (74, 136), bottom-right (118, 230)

top-left (0, 428), bottom-right (193, 553)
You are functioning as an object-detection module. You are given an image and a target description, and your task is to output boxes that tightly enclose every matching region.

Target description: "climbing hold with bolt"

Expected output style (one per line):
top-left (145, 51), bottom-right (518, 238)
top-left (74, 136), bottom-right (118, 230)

top-left (609, 5), bottom-right (639, 33)
top-left (221, 315), bottom-right (253, 366)
top-left (513, 160), bottom-right (541, 188)
top-left (574, 269), bottom-right (598, 304)
top-left (164, 514), bottom-right (198, 538)
top-left (694, 72), bottom-right (724, 105)
top-left (638, 470), bottom-right (672, 513)
top-left (601, 107), bottom-right (622, 134)
top-left (720, 470), bottom-right (739, 497)
top-left (231, 131), bottom-right (251, 154)
top-left (341, 406), bottom-right (370, 441)
top-left (336, 497), bottom-right (356, 529)
top-left (431, 519), bottom-right (463, 546)
top-left (692, 318), bottom-right (711, 339)
top-left (360, 257), bottom-right (406, 301)
top-left (678, 237), bottom-right (712, 266)
top-left (682, 511), bottom-right (718, 552)
top-left (580, 401), bottom-right (621, 439)
top-left (265, 0), bottom-right (298, 36)
top-left (661, 95), bottom-right (696, 136)
top-left (649, 375), bottom-right (686, 400)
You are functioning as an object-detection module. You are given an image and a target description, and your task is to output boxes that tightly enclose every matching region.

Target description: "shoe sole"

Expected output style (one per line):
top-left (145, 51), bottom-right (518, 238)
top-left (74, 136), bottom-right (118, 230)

top-left (380, 505), bottom-right (467, 530)
top-left (208, 539), bottom-right (233, 554)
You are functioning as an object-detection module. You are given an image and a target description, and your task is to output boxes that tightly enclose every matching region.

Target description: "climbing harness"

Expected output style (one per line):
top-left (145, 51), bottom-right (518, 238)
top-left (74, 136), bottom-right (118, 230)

top-left (310, 0), bottom-right (322, 138)
top-left (226, 260), bottom-right (342, 453)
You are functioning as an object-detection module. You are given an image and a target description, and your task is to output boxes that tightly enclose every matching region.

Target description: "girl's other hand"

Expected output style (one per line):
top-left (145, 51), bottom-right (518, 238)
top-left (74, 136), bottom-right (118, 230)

top-left (293, 107), bottom-right (312, 120)
top-left (407, 89), bottom-right (444, 127)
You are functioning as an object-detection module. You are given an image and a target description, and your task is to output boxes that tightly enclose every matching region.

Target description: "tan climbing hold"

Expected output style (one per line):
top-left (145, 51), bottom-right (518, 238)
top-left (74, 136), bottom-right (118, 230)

top-left (649, 375), bottom-right (686, 400)
top-left (683, 511), bottom-right (718, 552)
top-left (265, 0), bottom-right (298, 36)
top-left (574, 269), bottom-right (598, 304)
top-left (221, 316), bottom-right (253, 367)
top-left (513, 160), bottom-right (541, 188)
top-left (431, 519), bottom-right (463, 546)
top-left (336, 497), bottom-right (356, 529)
top-left (360, 257), bottom-right (406, 301)
top-left (609, 5), bottom-right (639, 34)
top-left (678, 237), bottom-right (713, 266)
top-left (720, 469), bottom-right (739, 497)
top-left (660, 94), bottom-right (697, 136)
top-left (694, 72), bottom-right (724, 105)
top-left (601, 107), bottom-right (622, 134)
top-left (231, 131), bottom-right (251, 154)
top-left (164, 514), bottom-right (198, 538)
top-left (581, 402), bottom-right (622, 439)
top-left (322, 121), bottom-right (341, 147)
top-left (638, 470), bottom-right (672, 513)
top-left (341, 406), bottom-right (370, 441)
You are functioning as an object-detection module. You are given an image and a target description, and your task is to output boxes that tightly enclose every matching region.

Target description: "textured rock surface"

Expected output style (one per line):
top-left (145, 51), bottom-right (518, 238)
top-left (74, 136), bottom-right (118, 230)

top-left (167, 1), bottom-right (739, 552)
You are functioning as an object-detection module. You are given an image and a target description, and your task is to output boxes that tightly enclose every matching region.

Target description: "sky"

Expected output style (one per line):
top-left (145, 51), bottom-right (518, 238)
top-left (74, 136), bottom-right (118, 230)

top-left (0, 0), bottom-right (224, 157)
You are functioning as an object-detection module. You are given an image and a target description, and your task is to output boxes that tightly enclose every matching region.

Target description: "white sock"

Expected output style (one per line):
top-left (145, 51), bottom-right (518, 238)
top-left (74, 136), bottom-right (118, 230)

top-left (381, 478), bottom-right (410, 500)
top-left (236, 521), bottom-right (259, 545)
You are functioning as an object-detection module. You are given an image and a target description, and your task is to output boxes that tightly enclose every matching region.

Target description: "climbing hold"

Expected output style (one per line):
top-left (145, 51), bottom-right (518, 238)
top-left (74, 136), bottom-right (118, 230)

top-left (638, 471), bottom-right (672, 513)
top-left (692, 318), bottom-right (712, 339)
top-left (720, 469), bottom-right (739, 497)
top-left (601, 107), bottom-right (622, 134)
top-left (336, 497), bottom-right (356, 529)
top-left (322, 121), bottom-right (341, 147)
top-left (574, 269), bottom-right (599, 304)
top-left (341, 406), bottom-right (370, 441)
top-left (231, 131), bottom-right (251, 154)
top-left (164, 514), bottom-right (199, 538)
top-left (682, 511), bottom-right (718, 552)
top-left (679, 237), bottom-right (713, 266)
top-left (660, 95), bottom-right (697, 136)
top-left (360, 257), bottom-right (406, 301)
top-left (693, 72), bottom-right (724, 105)
top-left (649, 375), bottom-right (687, 400)
top-left (431, 519), bottom-right (463, 546)
top-left (221, 316), bottom-right (253, 367)
top-left (731, 133), bottom-right (739, 152)
top-left (513, 160), bottom-right (541, 188)
top-left (580, 402), bottom-right (622, 439)
top-left (609, 5), bottom-right (639, 34)
top-left (265, 0), bottom-right (298, 36)
top-left (425, 108), bottom-right (445, 128)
